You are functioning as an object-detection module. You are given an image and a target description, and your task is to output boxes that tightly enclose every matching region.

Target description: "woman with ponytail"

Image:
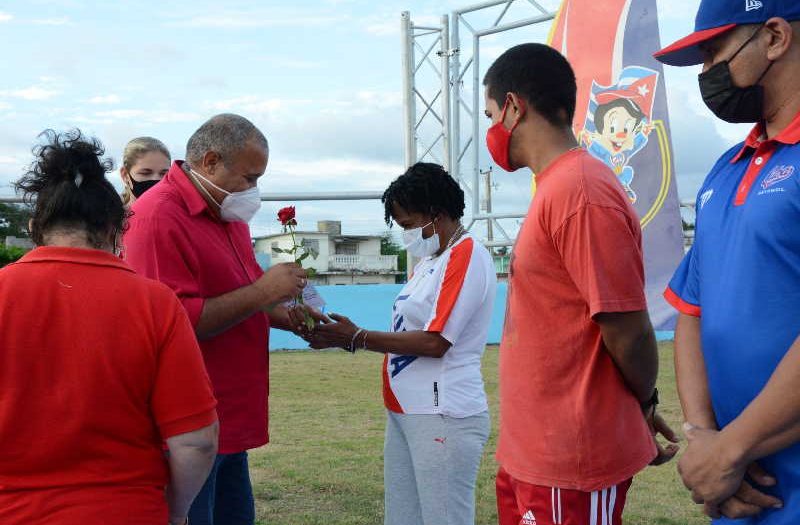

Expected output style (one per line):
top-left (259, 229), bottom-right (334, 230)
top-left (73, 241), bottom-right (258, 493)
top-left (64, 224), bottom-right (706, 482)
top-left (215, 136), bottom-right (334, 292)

top-left (120, 136), bottom-right (171, 207)
top-left (0, 129), bottom-right (218, 525)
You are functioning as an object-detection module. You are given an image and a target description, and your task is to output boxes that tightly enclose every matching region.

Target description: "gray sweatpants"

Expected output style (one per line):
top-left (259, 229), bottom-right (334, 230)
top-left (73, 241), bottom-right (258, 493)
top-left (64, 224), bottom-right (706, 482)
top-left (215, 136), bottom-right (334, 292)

top-left (384, 410), bottom-right (490, 525)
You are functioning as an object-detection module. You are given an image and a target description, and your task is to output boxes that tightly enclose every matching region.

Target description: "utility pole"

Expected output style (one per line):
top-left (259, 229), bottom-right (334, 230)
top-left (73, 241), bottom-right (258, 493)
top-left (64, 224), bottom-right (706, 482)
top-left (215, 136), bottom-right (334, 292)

top-left (480, 167), bottom-right (493, 243)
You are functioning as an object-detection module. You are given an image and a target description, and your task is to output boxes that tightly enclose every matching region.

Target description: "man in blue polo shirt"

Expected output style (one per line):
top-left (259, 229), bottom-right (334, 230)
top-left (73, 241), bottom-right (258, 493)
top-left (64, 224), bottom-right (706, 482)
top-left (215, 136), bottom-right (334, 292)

top-left (655, 0), bottom-right (800, 523)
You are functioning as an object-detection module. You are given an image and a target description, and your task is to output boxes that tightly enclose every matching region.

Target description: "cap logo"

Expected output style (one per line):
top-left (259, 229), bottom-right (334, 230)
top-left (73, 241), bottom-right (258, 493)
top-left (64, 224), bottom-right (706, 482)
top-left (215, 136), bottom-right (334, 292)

top-left (745, 0), bottom-right (763, 12)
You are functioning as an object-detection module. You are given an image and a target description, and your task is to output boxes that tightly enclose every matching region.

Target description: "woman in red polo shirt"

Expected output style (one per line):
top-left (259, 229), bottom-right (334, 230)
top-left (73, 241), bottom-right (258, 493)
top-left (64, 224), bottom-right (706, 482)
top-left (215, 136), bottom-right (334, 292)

top-left (0, 129), bottom-right (219, 525)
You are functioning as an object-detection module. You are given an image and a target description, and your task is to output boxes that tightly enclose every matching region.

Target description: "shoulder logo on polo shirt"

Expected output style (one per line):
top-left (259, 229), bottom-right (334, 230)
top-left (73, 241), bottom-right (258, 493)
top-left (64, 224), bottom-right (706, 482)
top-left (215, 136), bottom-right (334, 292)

top-left (522, 510), bottom-right (538, 525)
top-left (699, 189), bottom-right (714, 210)
top-left (761, 165), bottom-right (795, 190)
top-left (745, 0), bottom-right (763, 12)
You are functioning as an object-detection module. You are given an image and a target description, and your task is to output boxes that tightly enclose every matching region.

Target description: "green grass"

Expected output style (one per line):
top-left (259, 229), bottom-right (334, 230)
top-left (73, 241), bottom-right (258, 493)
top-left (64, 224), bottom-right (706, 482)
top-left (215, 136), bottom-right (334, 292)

top-left (253, 342), bottom-right (705, 524)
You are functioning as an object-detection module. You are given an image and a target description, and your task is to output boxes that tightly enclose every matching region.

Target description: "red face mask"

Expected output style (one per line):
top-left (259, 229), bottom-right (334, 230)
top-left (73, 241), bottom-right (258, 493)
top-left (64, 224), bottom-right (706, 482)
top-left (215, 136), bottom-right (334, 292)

top-left (486, 98), bottom-right (522, 172)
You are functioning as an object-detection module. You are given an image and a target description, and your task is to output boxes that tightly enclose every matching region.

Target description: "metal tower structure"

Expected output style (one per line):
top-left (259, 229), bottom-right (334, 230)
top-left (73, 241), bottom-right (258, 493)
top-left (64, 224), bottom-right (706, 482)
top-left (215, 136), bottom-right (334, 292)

top-left (402, 0), bottom-right (558, 247)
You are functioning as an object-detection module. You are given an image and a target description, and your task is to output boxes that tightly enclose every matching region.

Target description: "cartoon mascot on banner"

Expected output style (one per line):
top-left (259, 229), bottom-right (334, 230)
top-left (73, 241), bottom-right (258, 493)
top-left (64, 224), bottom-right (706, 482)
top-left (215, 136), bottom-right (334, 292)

top-left (579, 66), bottom-right (658, 203)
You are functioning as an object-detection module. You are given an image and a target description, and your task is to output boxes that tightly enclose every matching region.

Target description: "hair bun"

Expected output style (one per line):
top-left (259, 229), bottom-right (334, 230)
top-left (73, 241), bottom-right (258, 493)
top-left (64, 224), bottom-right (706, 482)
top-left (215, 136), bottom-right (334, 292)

top-left (33, 129), bottom-right (113, 187)
top-left (14, 128), bottom-right (125, 248)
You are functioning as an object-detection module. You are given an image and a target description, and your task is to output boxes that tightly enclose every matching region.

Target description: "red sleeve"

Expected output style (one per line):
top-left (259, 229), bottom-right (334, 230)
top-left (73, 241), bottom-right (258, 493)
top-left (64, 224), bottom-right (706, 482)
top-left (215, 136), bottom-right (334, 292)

top-left (124, 208), bottom-right (205, 326)
top-left (426, 238), bottom-right (473, 334)
top-left (552, 204), bottom-right (647, 317)
top-left (151, 292), bottom-right (218, 439)
top-left (663, 244), bottom-right (702, 317)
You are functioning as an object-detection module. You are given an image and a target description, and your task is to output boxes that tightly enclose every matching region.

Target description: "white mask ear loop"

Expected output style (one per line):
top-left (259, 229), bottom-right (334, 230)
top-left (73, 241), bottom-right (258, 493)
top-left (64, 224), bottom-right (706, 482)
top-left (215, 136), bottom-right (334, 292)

top-left (189, 168), bottom-right (226, 208)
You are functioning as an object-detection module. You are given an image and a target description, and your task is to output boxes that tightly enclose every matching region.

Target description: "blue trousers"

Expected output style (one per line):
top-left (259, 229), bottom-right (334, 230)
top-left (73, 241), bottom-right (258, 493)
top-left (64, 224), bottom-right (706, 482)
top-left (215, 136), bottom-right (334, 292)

top-left (188, 452), bottom-right (255, 525)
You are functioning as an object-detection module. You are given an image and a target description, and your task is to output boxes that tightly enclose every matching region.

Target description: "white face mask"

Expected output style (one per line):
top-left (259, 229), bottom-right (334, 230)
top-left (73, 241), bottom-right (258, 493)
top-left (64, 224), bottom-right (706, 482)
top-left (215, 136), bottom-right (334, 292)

top-left (402, 220), bottom-right (440, 258)
top-left (190, 168), bottom-right (262, 223)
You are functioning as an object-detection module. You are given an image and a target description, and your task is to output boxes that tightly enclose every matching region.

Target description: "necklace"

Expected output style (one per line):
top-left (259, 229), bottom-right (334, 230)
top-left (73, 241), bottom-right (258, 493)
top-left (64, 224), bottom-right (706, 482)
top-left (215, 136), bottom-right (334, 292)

top-left (444, 223), bottom-right (465, 251)
top-left (431, 223), bottom-right (465, 259)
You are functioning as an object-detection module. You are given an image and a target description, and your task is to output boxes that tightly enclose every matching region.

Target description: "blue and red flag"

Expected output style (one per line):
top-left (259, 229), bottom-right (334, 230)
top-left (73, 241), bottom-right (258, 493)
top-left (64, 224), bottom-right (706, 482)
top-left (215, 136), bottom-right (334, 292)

top-left (549, 0), bottom-right (684, 330)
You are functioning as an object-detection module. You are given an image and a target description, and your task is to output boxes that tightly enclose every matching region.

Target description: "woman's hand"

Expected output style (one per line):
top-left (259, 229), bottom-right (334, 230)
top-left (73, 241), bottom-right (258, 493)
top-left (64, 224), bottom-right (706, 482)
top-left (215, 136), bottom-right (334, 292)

top-left (307, 313), bottom-right (359, 350)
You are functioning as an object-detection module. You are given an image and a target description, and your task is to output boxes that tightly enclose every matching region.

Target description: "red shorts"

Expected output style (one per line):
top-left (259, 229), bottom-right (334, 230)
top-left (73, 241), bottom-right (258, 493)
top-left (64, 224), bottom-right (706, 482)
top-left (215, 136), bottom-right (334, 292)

top-left (496, 467), bottom-right (632, 525)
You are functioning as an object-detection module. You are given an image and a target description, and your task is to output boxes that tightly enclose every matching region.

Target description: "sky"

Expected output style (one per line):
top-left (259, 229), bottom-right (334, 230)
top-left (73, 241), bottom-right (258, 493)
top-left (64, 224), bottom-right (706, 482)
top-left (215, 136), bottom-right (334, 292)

top-left (0, 0), bottom-right (752, 239)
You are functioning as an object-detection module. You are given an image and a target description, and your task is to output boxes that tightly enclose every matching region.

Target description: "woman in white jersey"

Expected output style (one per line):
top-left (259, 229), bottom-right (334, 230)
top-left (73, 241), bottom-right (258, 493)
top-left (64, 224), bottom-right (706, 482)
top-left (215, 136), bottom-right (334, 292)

top-left (310, 162), bottom-right (497, 525)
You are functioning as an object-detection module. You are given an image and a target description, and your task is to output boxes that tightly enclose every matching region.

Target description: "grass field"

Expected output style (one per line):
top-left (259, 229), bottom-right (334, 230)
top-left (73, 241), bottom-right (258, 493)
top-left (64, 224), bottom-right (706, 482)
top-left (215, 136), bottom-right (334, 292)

top-left (252, 342), bottom-right (706, 524)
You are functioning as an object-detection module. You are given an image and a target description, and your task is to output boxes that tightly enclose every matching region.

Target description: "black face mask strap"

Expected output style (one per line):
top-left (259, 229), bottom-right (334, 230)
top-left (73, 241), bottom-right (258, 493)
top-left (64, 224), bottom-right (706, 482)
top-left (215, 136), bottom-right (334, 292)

top-left (755, 59), bottom-right (775, 85)
top-left (728, 25), bottom-right (764, 65)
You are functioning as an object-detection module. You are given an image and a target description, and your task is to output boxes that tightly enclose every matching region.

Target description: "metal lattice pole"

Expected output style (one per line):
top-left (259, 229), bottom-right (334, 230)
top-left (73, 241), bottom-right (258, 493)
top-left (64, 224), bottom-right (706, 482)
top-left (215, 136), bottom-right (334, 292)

top-left (401, 11), bottom-right (418, 169)
top-left (446, 1), bottom-right (557, 247)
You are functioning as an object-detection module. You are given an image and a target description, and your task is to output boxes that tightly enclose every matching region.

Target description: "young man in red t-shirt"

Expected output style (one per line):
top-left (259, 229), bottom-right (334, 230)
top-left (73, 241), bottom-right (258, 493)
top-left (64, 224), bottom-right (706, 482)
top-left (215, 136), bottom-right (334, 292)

top-left (484, 43), bottom-right (679, 525)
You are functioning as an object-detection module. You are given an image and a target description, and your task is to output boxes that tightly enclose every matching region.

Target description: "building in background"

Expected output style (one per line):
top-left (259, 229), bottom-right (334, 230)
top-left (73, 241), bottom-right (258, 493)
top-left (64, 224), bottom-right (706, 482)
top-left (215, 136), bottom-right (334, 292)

top-left (493, 248), bottom-right (510, 281)
top-left (4, 236), bottom-right (34, 250)
top-left (253, 221), bottom-right (402, 285)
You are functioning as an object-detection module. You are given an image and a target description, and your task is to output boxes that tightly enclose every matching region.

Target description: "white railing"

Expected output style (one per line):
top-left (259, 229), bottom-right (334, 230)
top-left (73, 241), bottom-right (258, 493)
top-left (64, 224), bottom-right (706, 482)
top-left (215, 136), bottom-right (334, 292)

top-left (329, 254), bottom-right (398, 272)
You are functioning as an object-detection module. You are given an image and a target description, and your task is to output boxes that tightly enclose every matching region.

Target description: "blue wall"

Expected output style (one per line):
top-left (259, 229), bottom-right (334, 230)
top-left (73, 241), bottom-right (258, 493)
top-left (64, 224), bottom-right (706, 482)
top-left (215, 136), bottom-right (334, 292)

top-left (270, 283), bottom-right (508, 350)
top-left (269, 283), bottom-right (674, 350)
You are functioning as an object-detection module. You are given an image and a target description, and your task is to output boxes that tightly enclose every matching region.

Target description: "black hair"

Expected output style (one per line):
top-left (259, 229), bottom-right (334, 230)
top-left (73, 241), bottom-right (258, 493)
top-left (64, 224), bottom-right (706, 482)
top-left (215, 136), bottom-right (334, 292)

top-left (594, 98), bottom-right (646, 134)
top-left (382, 162), bottom-right (465, 226)
top-left (14, 129), bottom-right (125, 248)
top-left (483, 43), bottom-right (577, 127)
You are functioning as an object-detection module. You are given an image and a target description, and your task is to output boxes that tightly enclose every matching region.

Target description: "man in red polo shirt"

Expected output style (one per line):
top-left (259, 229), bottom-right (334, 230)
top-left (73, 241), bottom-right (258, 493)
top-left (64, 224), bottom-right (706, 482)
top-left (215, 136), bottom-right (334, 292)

top-left (483, 44), bottom-right (678, 525)
top-left (124, 113), bottom-right (308, 525)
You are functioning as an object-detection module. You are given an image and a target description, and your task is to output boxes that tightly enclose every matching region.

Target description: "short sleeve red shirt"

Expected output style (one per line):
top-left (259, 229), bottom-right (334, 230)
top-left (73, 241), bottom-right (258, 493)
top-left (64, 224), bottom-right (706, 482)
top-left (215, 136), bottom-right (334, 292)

top-left (124, 161), bottom-right (270, 454)
top-left (0, 246), bottom-right (217, 524)
top-left (497, 149), bottom-right (656, 492)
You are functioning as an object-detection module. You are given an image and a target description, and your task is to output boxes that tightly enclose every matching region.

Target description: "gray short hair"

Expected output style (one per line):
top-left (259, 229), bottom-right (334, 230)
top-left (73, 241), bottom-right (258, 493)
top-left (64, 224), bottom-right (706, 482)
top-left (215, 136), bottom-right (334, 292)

top-left (185, 113), bottom-right (268, 166)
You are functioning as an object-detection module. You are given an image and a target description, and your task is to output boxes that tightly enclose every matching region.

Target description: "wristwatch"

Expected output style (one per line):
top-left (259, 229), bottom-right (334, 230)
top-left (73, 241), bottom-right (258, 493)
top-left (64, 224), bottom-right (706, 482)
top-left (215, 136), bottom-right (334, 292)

top-left (641, 388), bottom-right (659, 412)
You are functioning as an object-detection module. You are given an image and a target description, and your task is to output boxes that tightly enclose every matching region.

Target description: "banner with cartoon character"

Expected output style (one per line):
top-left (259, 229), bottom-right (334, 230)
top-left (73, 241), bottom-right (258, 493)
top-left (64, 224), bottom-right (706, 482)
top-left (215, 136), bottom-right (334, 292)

top-left (548, 0), bottom-right (684, 330)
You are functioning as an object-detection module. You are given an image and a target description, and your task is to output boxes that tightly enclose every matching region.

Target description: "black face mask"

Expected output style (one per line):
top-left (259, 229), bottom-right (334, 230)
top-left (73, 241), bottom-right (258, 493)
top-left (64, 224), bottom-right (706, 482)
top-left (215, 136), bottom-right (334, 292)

top-left (130, 178), bottom-right (159, 198)
top-left (698, 26), bottom-right (774, 124)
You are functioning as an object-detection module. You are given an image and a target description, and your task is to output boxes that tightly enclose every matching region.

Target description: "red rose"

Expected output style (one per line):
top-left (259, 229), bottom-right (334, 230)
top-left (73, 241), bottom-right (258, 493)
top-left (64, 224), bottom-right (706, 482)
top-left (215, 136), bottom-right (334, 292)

top-left (277, 206), bottom-right (296, 226)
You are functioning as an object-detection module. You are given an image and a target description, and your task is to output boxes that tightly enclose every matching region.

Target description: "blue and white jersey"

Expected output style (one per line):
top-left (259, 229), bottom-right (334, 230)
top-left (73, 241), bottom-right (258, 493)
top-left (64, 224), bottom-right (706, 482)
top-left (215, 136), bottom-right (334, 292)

top-left (383, 234), bottom-right (496, 417)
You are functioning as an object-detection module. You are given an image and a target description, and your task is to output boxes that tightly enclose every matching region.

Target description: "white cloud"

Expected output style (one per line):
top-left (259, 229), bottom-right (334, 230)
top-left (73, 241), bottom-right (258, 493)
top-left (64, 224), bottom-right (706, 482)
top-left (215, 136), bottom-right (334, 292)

top-left (656, 0), bottom-right (700, 22)
top-left (248, 157), bottom-right (404, 237)
top-left (94, 109), bottom-right (145, 120)
top-left (716, 125), bottom-right (752, 144)
top-left (481, 44), bottom-right (508, 62)
top-left (0, 86), bottom-right (60, 100)
top-left (88, 94), bottom-right (121, 105)
top-left (0, 102), bottom-right (11, 111)
top-left (0, 152), bottom-right (26, 192)
top-left (204, 95), bottom-right (312, 114)
top-left (260, 57), bottom-right (324, 70)
top-left (353, 90), bottom-right (402, 110)
top-left (365, 19), bottom-right (399, 37)
top-left (0, 12), bottom-right (12, 23)
top-left (144, 110), bottom-right (202, 124)
top-left (32, 17), bottom-right (70, 25)
top-left (268, 157), bottom-right (402, 191)
top-left (74, 108), bottom-right (202, 125)
top-left (168, 9), bottom-right (348, 29)
top-left (222, 90), bottom-right (401, 119)
top-left (366, 14), bottom-right (442, 36)
top-left (70, 115), bottom-right (114, 126)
